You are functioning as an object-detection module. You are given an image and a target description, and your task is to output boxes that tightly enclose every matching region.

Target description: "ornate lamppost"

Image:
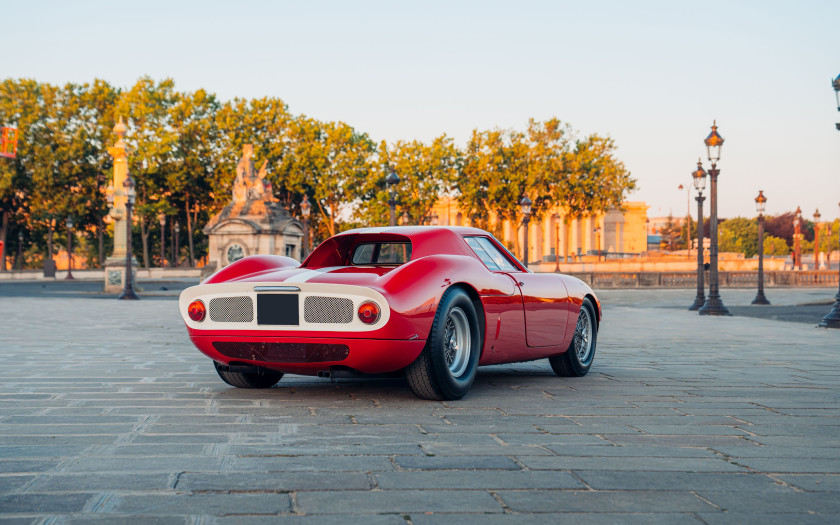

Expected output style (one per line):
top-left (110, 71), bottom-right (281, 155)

top-left (752, 191), bottom-right (770, 305)
top-left (174, 222), bottom-right (180, 267)
top-left (158, 212), bottom-right (166, 268)
top-left (793, 207), bottom-right (802, 270)
top-left (689, 160), bottom-right (707, 310)
top-left (818, 77), bottom-right (840, 327)
top-left (118, 175), bottom-right (139, 300)
top-left (698, 122), bottom-right (730, 316)
top-left (520, 196), bottom-right (532, 267)
top-left (16, 230), bottom-right (23, 270)
top-left (65, 216), bottom-right (75, 280)
top-left (386, 169), bottom-right (400, 226)
top-left (814, 209), bottom-right (822, 269)
top-left (300, 194), bottom-right (311, 259)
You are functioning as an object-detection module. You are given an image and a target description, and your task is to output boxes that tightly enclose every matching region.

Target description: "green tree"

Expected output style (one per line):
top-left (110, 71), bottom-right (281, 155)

top-left (763, 234), bottom-right (790, 256)
top-left (718, 217), bottom-right (759, 257)
top-left (357, 135), bottom-right (460, 227)
top-left (115, 77), bottom-right (178, 268)
top-left (283, 117), bottom-right (375, 238)
top-left (0, 78), bottom-right (41, 270)
top-left (76, 79), bottom-right (120, 267)
top-left (659, 214), bottom-right (682, 250)
top-left (559, 134), bottom-right (635, 260)
top-left (169, 88), bottom-right (220, 266)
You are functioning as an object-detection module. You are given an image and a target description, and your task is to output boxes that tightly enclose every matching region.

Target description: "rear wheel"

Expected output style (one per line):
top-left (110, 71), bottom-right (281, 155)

top-left (213, 361), bottom-right (283, 388)
top-left (406, 288), bottom-right (481, 400)
top-left (549, 297), bottom-right (597, 377)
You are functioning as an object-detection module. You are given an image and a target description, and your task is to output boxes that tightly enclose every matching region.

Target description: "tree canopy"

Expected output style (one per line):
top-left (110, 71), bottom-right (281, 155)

top-left (0, 77), bottom-right (638, 270)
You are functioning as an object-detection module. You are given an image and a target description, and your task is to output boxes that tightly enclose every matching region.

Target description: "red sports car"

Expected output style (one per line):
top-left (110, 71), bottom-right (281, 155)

top-left (179, 226), bottom-right (600, 400)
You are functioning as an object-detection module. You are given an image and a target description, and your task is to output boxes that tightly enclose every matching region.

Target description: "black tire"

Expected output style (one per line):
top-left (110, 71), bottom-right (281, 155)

top-left (213, 361), bottom-right (283, 388)
top-left (406, 287), bottom-right (482, 400)
top-left (549, 297), bottom-right (598, 377)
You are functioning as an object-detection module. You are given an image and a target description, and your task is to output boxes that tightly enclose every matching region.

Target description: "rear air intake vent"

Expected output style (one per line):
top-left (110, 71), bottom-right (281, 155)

top-left (304, 296), bottom-right (353, 324)
top-left (212, 342), bottom-right (350, 363)
top-left (208, 296), bottom-right (254, 323)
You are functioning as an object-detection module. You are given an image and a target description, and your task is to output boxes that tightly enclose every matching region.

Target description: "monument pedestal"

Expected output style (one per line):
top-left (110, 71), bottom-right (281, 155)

top-left (104, 256), bottom-right (139, 293)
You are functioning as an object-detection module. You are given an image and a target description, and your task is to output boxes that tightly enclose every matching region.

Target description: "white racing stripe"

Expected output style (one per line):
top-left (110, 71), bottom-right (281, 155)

top-left (283, 266), bottom-right (346, 283)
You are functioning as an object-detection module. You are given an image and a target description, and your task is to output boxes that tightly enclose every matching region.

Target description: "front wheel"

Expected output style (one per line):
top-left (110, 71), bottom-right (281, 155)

top-left (406, 288), bottom-right (481, 400)
top-left (549, 297), bottom-right (598, 377)
top-left (213, 361), bottom-right (283, 388)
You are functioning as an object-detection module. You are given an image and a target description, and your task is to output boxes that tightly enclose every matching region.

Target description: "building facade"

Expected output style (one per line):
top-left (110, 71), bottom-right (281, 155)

top-left (430, 196), bottom-right (647, 263)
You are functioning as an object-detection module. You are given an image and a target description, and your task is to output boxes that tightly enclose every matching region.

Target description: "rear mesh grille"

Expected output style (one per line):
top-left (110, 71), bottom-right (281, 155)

top-left (212, 342), bottom-right (350, 363)
top-left (209, 296), bottom-right (254, 323)
top-left (304, 296), bottom-right (353, 324)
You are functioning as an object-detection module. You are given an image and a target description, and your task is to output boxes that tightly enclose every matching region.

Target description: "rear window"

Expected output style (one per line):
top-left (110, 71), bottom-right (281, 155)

top-left (351, 242), bottom-right (412, 265)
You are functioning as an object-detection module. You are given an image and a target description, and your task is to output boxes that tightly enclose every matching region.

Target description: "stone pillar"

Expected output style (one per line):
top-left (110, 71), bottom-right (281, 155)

top-left (104, 118), bottom-right (138, 293)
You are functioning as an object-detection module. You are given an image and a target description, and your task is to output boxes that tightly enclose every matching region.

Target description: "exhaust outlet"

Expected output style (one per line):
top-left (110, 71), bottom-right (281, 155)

top-left (317, 370), bottom-right (332, 379)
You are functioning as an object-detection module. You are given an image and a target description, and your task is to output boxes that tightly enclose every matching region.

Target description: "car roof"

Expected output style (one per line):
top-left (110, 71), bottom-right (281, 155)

top-left (337, 226), bottom-right (489, 237)
top-left (303, 226), bottom-right (500, 267)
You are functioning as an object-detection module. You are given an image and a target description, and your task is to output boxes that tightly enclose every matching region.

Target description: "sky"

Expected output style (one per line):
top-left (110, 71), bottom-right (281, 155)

top-left (4, 0), bottom-right (839, 220)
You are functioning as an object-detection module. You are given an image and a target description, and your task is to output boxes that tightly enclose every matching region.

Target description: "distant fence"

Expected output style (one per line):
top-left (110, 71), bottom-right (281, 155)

top-left (568, 271), bottom-right (840, 289)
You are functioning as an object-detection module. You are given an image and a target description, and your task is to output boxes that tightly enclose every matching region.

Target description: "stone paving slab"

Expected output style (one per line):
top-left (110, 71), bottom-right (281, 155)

top-left (0, 284), bottom-right (839, 522)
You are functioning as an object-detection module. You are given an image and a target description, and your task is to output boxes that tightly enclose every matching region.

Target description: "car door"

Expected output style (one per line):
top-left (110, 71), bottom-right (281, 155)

top-left (468, 236), bottom-right (572, 349)
top-left (462, 236), bottom-right (528, 364)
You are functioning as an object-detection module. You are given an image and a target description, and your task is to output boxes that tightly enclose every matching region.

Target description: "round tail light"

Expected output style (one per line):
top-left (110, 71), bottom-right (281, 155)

top-left (188, 300), bottom-right (206, 322)
top-left (358, 301), bottom-right (381, 324)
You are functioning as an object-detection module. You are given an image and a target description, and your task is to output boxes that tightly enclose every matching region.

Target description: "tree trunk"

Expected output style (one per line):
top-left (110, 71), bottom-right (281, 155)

top-left (140, 216), bottom-right (150, 269)
top-left (0, 210), bottom-right (8, 271)
top-left (185, 193), bottom-right (195, 267)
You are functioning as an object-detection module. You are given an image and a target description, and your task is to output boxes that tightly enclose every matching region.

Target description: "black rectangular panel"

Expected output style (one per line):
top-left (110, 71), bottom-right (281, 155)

top-left (257, 294), bottom-right (299, 325)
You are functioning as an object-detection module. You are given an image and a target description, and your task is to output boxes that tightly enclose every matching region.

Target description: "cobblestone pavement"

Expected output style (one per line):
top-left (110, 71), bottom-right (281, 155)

top-left (0, 283), bottom-right (838, 523)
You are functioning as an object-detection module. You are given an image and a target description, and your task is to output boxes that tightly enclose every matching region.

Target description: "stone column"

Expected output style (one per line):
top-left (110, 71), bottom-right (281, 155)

top-left (104, 118), bottom-right (138, 293)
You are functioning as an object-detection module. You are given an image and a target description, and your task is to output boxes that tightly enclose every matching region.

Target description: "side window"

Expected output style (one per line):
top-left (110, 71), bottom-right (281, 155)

top-left (474, 237), bottom-right (519, 272)
top-left (464, 237), bottom-right (501, 271)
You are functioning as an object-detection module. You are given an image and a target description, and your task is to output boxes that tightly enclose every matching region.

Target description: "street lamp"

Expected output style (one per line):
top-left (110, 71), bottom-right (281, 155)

top-left (818, 78), bottom-right (840, 328)
top-left (386, 169), bottom-right (400, 227)
top-left (300, 194), bottom-right (311, 259)
top-left (174, 222), bottom-right (180, 267)
top-left (833, 73), bottom-right (840, 113)
top-left (698, 122), bottom-right (731, 316)
top-left (16, 230), bottom-right (23, 270)
top-left (793, 207), bottom-right (802, 270)
top-left (118, 175), bottom-right (139, 300)
top-left (593, 226), bottom-right (602, 261)
top-left (520, 196), bottom-right (532, 267)
top-left (678, 183), bottom-right (691, 257)
top-left (158, 212), bottom-right (166, 268)
top-left (65, 216), bottom-right (75, 280)
top-left (689, 160), bottom-right (707, 310)
top-left (814, 209), bottom-right (822, 270)
top-left (752, 191), bottom-right (769, 305)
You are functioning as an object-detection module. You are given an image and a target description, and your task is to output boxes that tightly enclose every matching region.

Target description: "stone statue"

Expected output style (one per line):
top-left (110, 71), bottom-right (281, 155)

top-left (233, 145), bottom-right (275, 203)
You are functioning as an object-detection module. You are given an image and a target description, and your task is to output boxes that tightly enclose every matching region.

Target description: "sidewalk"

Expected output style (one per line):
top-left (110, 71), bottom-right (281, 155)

top-left (0, 285), bottom-right (838, 522)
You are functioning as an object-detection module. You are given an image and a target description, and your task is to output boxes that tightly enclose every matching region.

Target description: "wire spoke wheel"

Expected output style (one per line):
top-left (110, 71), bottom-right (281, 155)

top-left (573, 306), bottom-right (593, 363)
top-left (443, 307), bottom-right (471, 378)
top-left (549, 297), bottom-right (598, 378)
top-left (406, 288), bottom-right (481, 400)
